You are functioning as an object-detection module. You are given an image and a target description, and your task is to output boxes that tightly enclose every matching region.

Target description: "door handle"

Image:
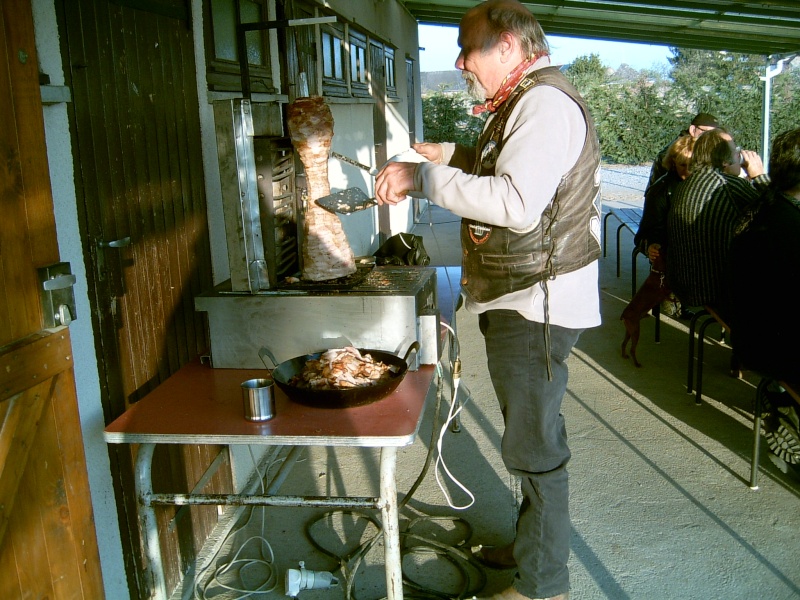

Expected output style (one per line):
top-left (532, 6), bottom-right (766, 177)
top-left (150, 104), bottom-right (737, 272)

top-left (95, 236), bottom-right (131, 283)
top-left (98, 236), bottom-right (131, 249)
top-left (42, 273), bottom-right (77, 291)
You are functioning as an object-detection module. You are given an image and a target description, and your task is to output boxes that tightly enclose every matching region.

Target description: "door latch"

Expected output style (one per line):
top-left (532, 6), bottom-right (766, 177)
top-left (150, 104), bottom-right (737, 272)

top-left (38, 262), bottom-right (77, 327)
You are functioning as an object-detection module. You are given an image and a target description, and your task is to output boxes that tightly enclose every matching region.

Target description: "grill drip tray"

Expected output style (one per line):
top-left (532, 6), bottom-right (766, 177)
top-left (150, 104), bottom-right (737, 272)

top-left (275, 263), bottom-right (374, 292)
top-left (215, 264), bottom-right (435, 297)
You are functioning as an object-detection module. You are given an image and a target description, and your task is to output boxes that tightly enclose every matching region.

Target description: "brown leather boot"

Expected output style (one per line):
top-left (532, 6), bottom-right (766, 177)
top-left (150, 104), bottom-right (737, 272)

top-left (471, 542), bottom-right (516, 569)
top-left (482, 586), bottom-right (569, 600)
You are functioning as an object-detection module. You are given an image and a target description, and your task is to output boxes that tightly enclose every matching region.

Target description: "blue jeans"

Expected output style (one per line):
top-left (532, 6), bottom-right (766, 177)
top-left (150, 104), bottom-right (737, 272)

top-left (479, 310), bottom-right (583, 599)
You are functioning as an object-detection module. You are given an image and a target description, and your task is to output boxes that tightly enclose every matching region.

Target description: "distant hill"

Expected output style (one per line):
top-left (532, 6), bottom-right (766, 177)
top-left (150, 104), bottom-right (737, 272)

top-left (422, 64), bottom-right (577, 95)
top-left (421, 71), bottom-right (466, 94)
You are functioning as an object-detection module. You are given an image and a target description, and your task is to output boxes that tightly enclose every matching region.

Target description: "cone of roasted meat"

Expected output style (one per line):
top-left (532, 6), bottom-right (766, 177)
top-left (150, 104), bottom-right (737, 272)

top-left (287, 96), bottom-right (357, 281)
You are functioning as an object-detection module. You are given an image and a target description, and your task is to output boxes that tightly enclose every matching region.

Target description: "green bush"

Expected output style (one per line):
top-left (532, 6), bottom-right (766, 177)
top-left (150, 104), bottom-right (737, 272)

top-left (422, 49), bottom-right (800, 165)
top-left (422, 86), bottom-right (486, 147)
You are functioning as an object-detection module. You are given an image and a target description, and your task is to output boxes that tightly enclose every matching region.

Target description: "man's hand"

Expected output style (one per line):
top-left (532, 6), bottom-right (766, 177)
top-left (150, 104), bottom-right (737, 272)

top-left (740, 150), bottom-right (766, 178)
top-left (375, 161), bottom-right (418, 206)
top-left (647, 243), bottom-right (661, 262)
top-left (412, 142), bottom-right (444, 164)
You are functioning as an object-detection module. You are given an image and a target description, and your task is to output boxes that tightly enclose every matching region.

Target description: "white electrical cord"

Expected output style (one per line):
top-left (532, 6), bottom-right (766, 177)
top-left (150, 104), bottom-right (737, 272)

top-left (434, 321), bottom-right (476, 510)
top-left (195, 447), bottom-right (284, 599)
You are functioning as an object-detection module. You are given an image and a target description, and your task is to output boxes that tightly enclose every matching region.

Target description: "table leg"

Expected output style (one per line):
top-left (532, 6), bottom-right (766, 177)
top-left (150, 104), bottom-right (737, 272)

top-left (135, 443), bottom-right (168, 600)
top-left (379, 446), bottom-right (403, 600)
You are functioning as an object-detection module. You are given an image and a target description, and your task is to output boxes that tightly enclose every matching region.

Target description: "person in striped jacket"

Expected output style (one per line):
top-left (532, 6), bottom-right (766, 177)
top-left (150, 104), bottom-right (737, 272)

top-left (666, 127), bottom-right (769, 320)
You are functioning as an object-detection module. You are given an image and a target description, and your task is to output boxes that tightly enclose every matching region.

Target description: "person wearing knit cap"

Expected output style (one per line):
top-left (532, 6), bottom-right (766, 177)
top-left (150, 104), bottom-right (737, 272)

top-left (647, 112), bottom-right (720, 191)
top-left (376, 1), bottom-right (601, 598)
top-left (691, 112), bottom-right (719, 128)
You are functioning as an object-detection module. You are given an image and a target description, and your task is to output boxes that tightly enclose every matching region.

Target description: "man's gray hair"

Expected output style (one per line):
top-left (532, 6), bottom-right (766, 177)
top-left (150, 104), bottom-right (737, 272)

top-left (480, 0), bottom-right (550, 58)
top-left (690, 128), bottom-right (733, 170)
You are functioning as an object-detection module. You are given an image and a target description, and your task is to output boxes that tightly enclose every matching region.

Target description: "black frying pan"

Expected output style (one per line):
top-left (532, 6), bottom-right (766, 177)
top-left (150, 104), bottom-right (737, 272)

top-left (259, 342), bottom-right (420, 408)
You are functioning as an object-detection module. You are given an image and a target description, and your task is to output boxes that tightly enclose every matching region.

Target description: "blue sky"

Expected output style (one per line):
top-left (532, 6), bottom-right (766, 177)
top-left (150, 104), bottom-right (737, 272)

top-left (419, 24), bottom-right (672, 72)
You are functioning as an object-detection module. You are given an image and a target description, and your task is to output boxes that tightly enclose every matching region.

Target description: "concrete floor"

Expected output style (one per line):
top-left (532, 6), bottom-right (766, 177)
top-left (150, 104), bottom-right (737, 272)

top-left (184, 169), bottom-right (800, 600)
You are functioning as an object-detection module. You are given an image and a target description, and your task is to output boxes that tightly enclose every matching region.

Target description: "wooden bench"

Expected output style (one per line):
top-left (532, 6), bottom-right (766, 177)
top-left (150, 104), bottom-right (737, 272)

top-left (751, 379), bottom-right (800, 489)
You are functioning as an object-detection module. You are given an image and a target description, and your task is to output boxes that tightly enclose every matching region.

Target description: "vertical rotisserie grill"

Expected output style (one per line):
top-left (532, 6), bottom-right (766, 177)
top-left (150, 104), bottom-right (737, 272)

top-left (201, 99), bottom-right (440, 371)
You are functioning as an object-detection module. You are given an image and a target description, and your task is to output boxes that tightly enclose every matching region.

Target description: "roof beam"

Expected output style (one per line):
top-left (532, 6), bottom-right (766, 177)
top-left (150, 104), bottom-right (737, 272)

top-left (403, 0), bottom-right (800, 56)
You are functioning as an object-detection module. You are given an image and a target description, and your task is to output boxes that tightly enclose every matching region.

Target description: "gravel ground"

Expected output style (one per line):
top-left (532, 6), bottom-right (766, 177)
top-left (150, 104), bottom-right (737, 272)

top-left (600, 164), bottom-right (651, 205)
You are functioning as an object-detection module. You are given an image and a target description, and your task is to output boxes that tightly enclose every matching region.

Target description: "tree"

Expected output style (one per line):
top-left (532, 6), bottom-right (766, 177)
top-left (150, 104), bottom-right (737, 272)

top-left (565, 53), bottom-right (607, 92)
top-left (566, 55), bottom-right (677, 163)
top-left (420, 50), bottom-right (799, 165)
top-left (764, 63), bottom-right (800, 155)
top-left (667, 48), bottom-right (766, 149)
top-left (421, 86), bottom-right (485, 146)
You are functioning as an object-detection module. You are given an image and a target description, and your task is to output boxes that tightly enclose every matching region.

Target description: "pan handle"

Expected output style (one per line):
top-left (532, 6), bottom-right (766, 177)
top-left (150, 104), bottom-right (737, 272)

top-left (258, 347), bottom-right (280, 369)
top-left (402, 341), bottom-right (421, 365)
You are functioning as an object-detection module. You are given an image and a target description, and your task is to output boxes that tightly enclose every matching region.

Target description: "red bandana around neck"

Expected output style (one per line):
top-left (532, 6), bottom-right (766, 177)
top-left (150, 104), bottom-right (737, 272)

top-left (472, 55), bottom-right (543, 116)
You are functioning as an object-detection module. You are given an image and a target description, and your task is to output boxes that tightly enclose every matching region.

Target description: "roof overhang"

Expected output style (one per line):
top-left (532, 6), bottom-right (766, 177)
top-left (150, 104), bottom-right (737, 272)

top-left (402, 1), bottom-right (800, 58)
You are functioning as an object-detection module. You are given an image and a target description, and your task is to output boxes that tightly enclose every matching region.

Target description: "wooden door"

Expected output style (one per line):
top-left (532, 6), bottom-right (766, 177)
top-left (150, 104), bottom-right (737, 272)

top-left (0, 0), bottom-right (104, 597)
top-left (57, 0), bottom-right (233, 596)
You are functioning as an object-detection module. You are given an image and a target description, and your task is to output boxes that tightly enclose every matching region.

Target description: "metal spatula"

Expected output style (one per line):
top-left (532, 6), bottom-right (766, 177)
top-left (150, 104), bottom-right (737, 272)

top-left (315, 187), bottom-right (377, 215)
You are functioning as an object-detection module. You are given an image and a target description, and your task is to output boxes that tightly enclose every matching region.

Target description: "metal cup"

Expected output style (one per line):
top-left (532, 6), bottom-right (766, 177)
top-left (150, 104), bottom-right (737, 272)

top-left (241, 378), bottom-right (276, 421)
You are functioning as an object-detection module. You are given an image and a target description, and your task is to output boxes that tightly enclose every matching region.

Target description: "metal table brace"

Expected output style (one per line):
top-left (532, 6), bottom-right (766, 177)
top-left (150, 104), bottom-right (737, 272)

top-left (135, 443), bottom-right (402, 600)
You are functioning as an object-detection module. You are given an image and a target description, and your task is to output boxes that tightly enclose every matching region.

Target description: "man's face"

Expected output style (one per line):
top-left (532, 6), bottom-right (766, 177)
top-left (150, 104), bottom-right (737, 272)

top-left (688, 124), bottom-right (716, 139)
top-left (462, 71), bottom-right (489, 102)
top-left (675, 156), bottom-right (691, 180)
top-left (722, 135), bottom-right (742, 176)
top-left (455, 12), bottom-right (500, 100)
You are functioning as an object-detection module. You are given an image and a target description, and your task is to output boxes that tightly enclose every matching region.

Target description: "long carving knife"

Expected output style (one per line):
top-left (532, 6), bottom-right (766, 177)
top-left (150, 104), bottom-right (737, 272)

top-left (331, 152), bottom-right (379, 176)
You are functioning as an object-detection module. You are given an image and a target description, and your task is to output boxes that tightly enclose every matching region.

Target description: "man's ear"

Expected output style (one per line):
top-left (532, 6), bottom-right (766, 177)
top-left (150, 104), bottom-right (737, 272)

top-left (498, 31), bottom-right (517, 62)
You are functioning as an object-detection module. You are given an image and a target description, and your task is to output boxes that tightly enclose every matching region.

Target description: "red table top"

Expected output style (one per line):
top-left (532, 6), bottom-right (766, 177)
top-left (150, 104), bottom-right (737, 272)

top-left (104, 359), bottom-right (436, 447)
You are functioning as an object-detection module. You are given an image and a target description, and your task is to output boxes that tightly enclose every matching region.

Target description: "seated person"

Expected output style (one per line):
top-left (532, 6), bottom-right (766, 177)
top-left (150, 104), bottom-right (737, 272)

top-left (732, 127), bottom-right (800, 471)
top-left (666, 128), bottom-right (769, 319)
top-left (620, 136), bottom-right (695, 366)
top-left (646, 112), bottom-right (718, 192)
top-left (732, 128), bottom-right (800, 384)
top-left (635, 134), bottom-right (695, 266)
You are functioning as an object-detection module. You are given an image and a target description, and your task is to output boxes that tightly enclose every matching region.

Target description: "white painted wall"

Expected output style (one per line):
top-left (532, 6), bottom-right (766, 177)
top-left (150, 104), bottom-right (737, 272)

top-left (328, 102), bottom-right (381, 256)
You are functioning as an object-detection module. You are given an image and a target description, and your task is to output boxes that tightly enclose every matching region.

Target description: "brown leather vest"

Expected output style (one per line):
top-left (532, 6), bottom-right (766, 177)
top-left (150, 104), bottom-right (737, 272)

top-left (460, 67), bottom-right (602, 303)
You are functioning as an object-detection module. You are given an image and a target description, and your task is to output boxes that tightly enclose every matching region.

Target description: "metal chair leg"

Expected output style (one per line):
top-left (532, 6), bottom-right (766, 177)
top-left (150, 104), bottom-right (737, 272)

top-left (695, 316), bottom-right (719, 405)
top-left (602, 211), bottom-right (613, 257)
top-left (687, 309), bottom-right (710, 394)
top-left (615, 223), bottom-right (626, 277)
top-left (750, 378), bottom-right (770, 490)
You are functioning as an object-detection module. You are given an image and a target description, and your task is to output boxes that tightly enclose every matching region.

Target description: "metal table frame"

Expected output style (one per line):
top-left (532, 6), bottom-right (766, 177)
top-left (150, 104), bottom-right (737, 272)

top-left (104, 359), bottom-right (436, 600)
